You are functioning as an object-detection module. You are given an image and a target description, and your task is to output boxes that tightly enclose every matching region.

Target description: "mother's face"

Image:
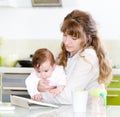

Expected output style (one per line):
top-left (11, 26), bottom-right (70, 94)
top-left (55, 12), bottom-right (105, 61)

top-left (63, 34), bottom-right (82, 56)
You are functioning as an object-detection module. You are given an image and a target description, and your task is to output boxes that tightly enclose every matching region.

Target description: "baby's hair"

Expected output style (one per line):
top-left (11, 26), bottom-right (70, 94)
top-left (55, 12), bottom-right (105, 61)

top-left (32, 48), bottom-right (55, 69)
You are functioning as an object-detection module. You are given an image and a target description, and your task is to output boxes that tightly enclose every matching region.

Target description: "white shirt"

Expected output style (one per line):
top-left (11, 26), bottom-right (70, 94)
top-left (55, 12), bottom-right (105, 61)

top-left (41, 48), bottom-right (100, 105)
top-left (25, 65), bottom-right (66, 97)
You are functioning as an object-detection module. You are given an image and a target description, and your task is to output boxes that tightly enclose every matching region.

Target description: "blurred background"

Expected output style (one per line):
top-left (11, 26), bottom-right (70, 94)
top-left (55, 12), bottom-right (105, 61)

top-left (0, 0), bottom-right (120, 67)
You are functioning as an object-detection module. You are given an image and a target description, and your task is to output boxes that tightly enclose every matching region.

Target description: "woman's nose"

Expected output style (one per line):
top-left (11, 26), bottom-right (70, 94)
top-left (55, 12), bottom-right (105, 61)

top-left (64, 36), bottom-right (71, 44)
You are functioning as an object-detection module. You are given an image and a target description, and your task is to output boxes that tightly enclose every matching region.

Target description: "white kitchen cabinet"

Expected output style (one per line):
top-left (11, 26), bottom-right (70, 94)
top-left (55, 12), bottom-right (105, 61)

top-left (0, 67), bottom-right (33, 102)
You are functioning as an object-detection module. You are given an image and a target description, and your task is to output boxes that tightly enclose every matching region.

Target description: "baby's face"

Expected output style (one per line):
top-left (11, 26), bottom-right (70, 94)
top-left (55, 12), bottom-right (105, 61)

top-left (35, 60), bottom-right (55, 79)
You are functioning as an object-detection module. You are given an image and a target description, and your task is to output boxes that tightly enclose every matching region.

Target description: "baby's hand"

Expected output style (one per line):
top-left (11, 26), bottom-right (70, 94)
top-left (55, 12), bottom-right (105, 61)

top-left (32, 94), bottom-right (42, 101)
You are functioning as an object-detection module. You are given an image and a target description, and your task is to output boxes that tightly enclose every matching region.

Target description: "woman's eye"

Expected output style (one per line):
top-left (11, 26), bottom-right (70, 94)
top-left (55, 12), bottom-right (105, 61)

top-left (72, 37), bottom-right (77, 40)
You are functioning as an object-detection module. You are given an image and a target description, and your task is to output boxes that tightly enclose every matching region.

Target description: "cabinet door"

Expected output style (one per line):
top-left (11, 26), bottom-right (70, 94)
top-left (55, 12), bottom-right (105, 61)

top-left (107, 75), bottom-right (120, 105)
top-left (107, 90), bottom-right (120, 105)
top-left (107, 75), bottom-right (120, 88)
top-left (2, 73), bottom-right (30, 102)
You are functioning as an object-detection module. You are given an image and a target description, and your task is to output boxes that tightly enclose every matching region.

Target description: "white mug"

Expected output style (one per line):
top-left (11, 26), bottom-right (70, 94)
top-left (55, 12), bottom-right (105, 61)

top-left (72, 90), bottom-right (88, 112)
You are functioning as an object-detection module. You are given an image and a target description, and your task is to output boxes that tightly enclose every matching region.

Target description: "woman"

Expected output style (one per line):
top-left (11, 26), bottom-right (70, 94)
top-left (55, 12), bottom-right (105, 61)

top-left (37, 9), bottom-right (112, 105)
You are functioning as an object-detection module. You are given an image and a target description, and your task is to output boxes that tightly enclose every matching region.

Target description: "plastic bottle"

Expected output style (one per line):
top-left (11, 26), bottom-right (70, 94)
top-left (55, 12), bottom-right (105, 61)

top-left (91, 84), bottom-right (107, 114)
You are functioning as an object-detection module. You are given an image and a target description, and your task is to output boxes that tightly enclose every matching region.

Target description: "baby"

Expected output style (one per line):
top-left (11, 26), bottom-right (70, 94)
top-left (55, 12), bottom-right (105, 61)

top-left (25, 48), bottom-right (66, 101)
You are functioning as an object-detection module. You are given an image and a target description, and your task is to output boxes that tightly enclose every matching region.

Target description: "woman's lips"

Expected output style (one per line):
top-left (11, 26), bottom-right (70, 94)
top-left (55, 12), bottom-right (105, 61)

top-left (65, 45), bottom-right (72, 48)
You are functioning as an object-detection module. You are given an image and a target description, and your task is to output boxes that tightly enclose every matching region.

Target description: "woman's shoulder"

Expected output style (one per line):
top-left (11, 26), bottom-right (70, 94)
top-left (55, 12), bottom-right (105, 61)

top-left (81, 48), bottom-right (97, 58)
top-left (80, 48), bottom-right (98, 65)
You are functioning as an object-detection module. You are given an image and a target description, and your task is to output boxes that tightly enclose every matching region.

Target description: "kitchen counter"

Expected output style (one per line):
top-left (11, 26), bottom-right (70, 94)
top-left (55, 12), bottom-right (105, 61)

top-left (0, 104), bottom-right (120, 117)
top-left (0, 67), bottom-right (33, 73)
top-left (0, 67), bottom-right (120, 75)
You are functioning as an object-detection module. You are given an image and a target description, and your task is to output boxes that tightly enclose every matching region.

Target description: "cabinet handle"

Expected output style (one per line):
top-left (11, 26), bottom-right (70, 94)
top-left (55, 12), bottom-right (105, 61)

top-left (107, 94), bottom-right (119, 97)
top-left (111, 80), bottom-right (119, 83)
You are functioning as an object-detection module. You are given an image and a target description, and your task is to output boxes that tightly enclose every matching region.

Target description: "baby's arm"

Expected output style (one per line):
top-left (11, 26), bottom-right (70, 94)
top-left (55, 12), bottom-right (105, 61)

top-left (49, 85), bottom-right (65, 97)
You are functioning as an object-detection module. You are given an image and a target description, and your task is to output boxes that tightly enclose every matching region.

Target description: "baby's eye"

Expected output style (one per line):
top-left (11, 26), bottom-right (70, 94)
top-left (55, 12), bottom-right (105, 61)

top-left (44, 70), bottom-right (48, 72)
top-left (37, 71), bottom-right (41, 73)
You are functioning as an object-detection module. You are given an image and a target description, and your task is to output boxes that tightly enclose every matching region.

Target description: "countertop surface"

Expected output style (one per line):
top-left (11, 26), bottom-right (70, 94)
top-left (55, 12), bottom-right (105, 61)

top-left (0, 67), bottom-right (120, 75)
top-left (0, 104), bottom-right (120, 117)
top-left (0, 67), bottom-right (33, 73)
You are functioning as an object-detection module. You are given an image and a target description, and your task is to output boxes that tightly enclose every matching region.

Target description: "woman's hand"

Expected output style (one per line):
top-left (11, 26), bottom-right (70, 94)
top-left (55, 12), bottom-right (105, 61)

top-left (37, 80), bottom-right (55, 92)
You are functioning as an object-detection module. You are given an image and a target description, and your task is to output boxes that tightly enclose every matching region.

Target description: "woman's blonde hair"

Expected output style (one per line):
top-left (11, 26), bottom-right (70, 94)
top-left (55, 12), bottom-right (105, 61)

top-left (57, 10), bottom-right (112, 86)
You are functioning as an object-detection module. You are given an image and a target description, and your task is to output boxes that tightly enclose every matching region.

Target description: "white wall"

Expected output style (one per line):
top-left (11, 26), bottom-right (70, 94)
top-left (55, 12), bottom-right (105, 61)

top-left (0, 0), bottom-right (78, 8)
top-left (0, 8), bottom-right (68, 40)
top-left (0, 0), bottom-right (120, 40)
top-left (0, 0), bottom-right (120, 66)
top-left (76, 0), bottom-right (120, 40)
